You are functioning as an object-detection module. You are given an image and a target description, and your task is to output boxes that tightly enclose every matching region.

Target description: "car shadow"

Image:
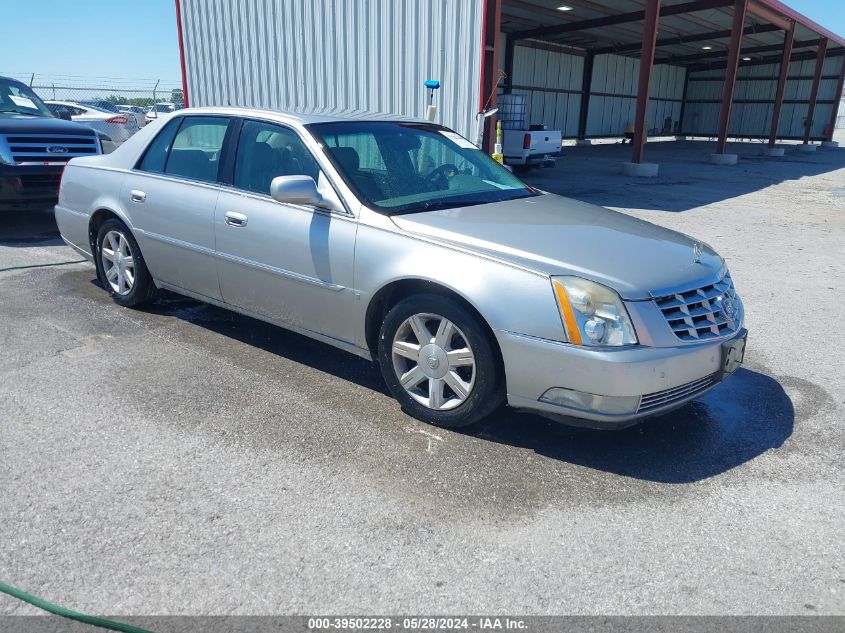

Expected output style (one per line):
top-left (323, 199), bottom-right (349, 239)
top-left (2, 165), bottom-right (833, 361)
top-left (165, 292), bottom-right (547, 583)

top-left (139, 291), bottom-right (793, 484)
top-left (144, 291), bottom-right (391, 396)
top-left (466, 367), bottom-right (793, 483)
top-left (0, 206), bottom-right (62, 246)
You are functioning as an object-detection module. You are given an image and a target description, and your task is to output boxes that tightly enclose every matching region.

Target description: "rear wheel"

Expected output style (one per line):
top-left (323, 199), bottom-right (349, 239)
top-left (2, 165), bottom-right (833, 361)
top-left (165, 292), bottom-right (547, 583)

top-left (94, 218), bottom-right (157, 308)
top-left (378, 294), bottom-right (504, 428)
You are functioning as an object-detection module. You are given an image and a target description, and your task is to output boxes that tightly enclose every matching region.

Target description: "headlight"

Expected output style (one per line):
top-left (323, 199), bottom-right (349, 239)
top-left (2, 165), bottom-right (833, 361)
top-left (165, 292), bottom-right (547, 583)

top-left (551, 276), bottom-right (638, 347)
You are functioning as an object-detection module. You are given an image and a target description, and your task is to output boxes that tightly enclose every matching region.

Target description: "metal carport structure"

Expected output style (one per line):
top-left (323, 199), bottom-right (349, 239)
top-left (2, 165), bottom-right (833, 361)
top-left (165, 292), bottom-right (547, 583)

top-left (481, 0), bottom-right (845, 171)
top-left (174, 0), bottom-right (844, 174)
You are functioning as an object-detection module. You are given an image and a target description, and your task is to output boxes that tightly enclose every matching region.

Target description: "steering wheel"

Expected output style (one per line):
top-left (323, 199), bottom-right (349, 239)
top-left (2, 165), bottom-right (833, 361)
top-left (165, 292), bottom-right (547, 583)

top-left (426, 163), bottom-right (459, 187)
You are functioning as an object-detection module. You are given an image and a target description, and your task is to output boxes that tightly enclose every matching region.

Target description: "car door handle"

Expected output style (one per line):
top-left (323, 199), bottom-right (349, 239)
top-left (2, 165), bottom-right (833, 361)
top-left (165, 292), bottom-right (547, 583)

top-left (224, 211), bottom-right (248, 227)
top-left (129, 190), bottom-right (146, 203)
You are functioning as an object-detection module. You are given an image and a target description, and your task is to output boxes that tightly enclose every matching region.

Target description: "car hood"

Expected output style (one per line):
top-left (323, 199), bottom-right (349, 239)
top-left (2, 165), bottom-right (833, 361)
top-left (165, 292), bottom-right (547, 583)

top-left (390, 193), bottom-right (725, 300)
top-left (0, 113), bottom-right (97, 135)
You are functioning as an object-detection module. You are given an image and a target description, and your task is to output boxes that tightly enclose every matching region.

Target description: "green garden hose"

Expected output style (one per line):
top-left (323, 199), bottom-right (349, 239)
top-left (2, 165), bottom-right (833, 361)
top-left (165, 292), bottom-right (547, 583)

top-left (0, 259), bottom-right (87, 274)
top-left (0, 581), bottom-right (152, 633)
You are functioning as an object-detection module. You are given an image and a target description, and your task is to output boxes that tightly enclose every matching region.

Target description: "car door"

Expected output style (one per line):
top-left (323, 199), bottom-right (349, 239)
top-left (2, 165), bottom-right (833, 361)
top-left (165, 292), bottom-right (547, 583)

top-left (122, 114), bottom-right (231, 300)
top-left (214, 118), bottom-right (357, 344)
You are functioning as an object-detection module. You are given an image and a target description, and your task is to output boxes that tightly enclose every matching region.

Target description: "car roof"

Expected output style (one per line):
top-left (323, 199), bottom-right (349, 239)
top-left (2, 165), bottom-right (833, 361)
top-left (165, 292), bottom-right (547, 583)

top-left (171, 105), bottom-right (428, 127)
top-left (0, 75), bottom-right (28, 87)
top-left (46, 100), bottom-right (113, 113)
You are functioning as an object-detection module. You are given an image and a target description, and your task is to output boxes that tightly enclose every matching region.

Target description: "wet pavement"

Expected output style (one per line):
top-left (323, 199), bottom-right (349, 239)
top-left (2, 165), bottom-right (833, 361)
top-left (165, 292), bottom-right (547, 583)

top-left (0, 137), bottom-right (843, 616)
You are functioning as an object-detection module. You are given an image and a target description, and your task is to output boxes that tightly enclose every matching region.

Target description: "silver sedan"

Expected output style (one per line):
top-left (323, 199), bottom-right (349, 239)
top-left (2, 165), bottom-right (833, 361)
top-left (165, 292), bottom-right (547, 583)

top-left (45, 100), bottom-right (138, 145)
top-left (55, 107), bottom-right (747, 429)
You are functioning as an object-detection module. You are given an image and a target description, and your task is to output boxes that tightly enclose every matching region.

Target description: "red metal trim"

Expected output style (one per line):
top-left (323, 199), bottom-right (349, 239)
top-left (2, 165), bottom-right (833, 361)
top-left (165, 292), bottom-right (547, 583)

top-left (746, 2), bottom-right (790, 31)
top-left (716, 0), bottom-right (749, 154)
top-left (804, 38), bottom-right (829, 143)
top-left (175, 0), bottom-right (190, 108)
top-left (752, 0), bottom-right (845, 49)
top-left (826, 57), bottom-right (845, 142)
top-left (478, 0), bottom-right (501, 152)
top-left (631, 0), bottom-right (661, 164)
top-left (768, 23), bottom-right (795, 148)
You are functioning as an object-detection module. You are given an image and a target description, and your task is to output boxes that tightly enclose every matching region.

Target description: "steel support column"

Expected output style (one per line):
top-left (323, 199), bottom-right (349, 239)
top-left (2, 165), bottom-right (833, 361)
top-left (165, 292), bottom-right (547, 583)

top-left (715, 0), bottom-right (749, 154)
top-left (578, 52), bottom-right (595, 141)
top-left (768, 22), bottom-right (796, 148)
top-left (678, 67), bottom-right (690, 133)
top-left (479, 0), bottom-right (502, 153)
top-left (631, 0), bottom-right (661, 164)
top-left (503, 37), bottom-right (516, 94)
top-left (804, 38), bottom-right (829, 143)
top-left (826, 56), bottom-right (845, 142)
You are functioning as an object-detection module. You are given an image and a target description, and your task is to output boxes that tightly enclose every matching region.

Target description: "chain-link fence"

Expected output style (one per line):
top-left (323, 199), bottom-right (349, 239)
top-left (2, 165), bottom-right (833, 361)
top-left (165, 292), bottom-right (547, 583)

top-left (6, 72), bottom-right (183, 107)
top-left (2, 72), bottom-right (184, 146)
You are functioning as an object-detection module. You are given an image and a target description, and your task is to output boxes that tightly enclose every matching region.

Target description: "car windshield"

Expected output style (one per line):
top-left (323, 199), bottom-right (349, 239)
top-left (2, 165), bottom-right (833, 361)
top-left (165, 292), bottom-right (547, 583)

top-left (0, 78), bottom-right (53, 117)
top-left (306, 121), bottom-right (537, 215)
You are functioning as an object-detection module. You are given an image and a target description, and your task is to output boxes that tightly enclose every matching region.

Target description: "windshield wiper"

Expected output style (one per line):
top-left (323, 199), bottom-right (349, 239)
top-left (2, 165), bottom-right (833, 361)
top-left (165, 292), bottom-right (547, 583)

top-left (388, 198), bottom-right (488, 216)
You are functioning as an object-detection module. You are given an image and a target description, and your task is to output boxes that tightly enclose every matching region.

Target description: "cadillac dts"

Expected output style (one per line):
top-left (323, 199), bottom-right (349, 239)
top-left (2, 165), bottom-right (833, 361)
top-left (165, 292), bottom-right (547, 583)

top-left (55, 107), bottom-right (747, 429)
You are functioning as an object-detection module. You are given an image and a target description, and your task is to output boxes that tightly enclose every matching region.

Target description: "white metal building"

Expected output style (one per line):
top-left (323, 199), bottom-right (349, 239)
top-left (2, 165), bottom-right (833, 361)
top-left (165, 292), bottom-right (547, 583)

top-left (175, 0), bottom-right (845, 163)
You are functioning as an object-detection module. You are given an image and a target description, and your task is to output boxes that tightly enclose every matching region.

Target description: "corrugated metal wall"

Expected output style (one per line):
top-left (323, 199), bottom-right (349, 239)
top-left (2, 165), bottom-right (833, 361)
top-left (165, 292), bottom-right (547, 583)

top-left (505, 43), bottom-right (686, 138)
top-left (588, 54), bottom-right (685, 137)
top-left (684, 56), bottom-right (843, 139)
top-left (507, 43), bottom-right (584, 138)
top-left (179, 0), bottom-right (484, 139)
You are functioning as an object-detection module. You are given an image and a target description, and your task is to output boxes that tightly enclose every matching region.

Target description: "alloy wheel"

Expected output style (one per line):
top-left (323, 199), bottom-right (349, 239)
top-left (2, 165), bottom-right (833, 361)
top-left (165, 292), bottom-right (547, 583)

top-left (391, 313), bottom-right (476, 411)
top-left (100, 230), bottom-right (135, 296)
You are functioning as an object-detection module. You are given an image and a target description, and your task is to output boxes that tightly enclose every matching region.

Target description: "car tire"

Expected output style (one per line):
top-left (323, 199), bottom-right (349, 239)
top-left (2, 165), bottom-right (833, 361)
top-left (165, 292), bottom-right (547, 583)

top-left (378, 293), bottom-right (504, 428)
top-left (94, 218), bottom-right (157, 308)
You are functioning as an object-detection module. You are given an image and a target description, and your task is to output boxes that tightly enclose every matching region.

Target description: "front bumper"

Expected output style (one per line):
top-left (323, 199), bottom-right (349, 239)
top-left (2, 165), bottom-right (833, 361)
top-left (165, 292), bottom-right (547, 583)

top-left (498, 328), bottom-right (747, 429)
top-left (0, 163), bottom-right (64, 211)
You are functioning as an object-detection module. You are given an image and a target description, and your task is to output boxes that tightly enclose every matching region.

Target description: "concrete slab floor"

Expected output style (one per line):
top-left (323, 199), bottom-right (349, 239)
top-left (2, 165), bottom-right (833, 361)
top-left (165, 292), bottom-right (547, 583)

top-left (0, 131), bottom-right (843, 617)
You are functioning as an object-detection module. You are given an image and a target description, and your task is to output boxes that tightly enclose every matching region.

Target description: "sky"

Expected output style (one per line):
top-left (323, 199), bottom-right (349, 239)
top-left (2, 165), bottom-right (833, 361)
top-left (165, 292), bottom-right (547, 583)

top-left (1, 0), bottom-right (181, 90)
top-left (0, 0), bottom-right (843, 91)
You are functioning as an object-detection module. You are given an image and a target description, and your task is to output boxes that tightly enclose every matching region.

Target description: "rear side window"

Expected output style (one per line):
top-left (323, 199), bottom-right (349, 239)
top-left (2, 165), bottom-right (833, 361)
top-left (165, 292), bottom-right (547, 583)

top-left (137, 118), bottom-right (181, 173)
top-left (164, 117), bottom-right (229, 183)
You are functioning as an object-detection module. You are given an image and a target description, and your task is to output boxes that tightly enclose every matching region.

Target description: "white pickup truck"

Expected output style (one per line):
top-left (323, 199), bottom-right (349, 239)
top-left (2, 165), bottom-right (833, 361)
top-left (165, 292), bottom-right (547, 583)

top-left (502, 128), bottom-right (562, 168)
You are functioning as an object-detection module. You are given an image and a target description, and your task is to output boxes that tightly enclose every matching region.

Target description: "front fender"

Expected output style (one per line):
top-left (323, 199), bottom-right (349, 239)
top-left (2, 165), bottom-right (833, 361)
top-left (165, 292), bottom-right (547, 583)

top-left (353, 220), bottom-right (565, 349)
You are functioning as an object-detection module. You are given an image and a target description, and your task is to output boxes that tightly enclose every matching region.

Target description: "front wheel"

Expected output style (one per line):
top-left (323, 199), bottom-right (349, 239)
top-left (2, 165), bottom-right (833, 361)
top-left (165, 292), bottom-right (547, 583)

top-left (94, 218), bottom-right (157, 308)
top-left (378, 294), bottom-right (504, 428)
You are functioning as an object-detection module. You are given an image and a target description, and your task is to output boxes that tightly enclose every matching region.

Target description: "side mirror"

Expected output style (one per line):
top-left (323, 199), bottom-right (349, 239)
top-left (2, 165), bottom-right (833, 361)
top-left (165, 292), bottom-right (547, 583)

top-left (270, 175), bottom-right (324, 207)
top-left (57, 108), bottom-right (72, 121)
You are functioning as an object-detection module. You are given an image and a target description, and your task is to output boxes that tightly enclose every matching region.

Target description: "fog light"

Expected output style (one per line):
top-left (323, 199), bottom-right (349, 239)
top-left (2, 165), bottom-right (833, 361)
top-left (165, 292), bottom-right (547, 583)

top-left (540, 388), bottom-right (640, 415)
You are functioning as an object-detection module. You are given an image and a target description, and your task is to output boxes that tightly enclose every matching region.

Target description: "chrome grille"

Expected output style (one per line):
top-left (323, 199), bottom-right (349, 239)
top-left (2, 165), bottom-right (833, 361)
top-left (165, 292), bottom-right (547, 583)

top-left (654, 273), bottom-right (740, 341)
top-left (1, 133), bottom-right (99, 164)
top-left (638, 375), bottom-right (716, 413)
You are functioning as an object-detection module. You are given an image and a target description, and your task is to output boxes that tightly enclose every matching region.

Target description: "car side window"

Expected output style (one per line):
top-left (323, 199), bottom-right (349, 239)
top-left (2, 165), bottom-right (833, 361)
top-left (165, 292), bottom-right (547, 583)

top-left (163, 116), bottom-right (229, 183)
top-left (233, 120), bottom-right (321, 195)
top-left (137, 117), bottom-right (182, 173)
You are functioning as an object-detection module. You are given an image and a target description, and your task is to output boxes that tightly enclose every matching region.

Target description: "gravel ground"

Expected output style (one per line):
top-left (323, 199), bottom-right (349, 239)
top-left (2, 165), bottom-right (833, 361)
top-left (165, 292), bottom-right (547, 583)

top-left (1, 135), bottom-right (843, 619)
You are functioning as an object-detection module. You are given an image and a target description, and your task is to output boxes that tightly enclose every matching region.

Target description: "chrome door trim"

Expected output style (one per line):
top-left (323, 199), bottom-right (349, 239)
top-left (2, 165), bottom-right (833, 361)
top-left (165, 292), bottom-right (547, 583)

top-left (220, 187), bottom-right (356, 221)
top-left (213, 250), bottom-right (346, 291)
top-left (154, 279), bottom-right (369, 359)
top-left (136, 229), bottom-right (216, 257)
top-left (127, 168), bottom-right (230, 193)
